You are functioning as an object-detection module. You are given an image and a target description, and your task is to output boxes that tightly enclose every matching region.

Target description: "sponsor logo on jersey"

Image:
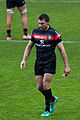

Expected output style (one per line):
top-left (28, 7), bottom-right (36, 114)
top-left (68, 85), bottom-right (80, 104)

top-left (32, 34), bottom-right (47, 40)
top-left (40, 40), bottom-right (44, 45)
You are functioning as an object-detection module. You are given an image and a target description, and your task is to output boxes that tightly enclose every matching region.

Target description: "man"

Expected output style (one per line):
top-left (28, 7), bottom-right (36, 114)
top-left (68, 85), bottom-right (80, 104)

top-left (20, 13), bottom-right (70, 117)
top-left (6, 0), bottom-right (31, 40)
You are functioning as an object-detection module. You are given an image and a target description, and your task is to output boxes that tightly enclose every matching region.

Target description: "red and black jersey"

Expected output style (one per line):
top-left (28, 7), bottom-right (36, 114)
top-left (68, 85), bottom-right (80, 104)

top-left (31, 26), bottom-right (62, 63)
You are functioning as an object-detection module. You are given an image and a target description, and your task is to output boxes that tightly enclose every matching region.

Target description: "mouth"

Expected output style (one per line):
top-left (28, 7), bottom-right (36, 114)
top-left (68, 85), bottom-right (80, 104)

top-left (40, 26), bottom-right (43, 30)
top-left (40, 26), bottom-right (46, 30)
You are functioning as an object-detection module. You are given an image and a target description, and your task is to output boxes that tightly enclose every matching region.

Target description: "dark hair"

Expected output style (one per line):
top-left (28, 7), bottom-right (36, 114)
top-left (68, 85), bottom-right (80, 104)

top-left (38, 13), bottom-right (49, 22)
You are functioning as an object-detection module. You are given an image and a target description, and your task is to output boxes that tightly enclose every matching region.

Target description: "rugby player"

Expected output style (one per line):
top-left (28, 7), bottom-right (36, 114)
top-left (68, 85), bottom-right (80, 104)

top-left (20, 13), bottom-right (70, 117)
top-left (6, 0), bottom-right (31, 40)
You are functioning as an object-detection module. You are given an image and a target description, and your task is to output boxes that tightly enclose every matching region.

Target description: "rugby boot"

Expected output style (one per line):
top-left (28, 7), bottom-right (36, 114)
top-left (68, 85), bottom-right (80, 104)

top-left (50, 96), bottom-right (59, 113)
top-left (41, 111), bottom-right (50, 117)
top-left (7, 36), bottom-right (11, 40)
top-left (23, 34), bottom-right (31, 40)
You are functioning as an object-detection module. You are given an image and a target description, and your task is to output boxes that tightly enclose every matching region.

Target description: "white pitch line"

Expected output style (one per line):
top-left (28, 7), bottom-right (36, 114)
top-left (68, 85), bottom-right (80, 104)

top-left (0, 40), bottom-right (28, 43)
top-left (63, 41), bottom-right (80, 43)
top-left (29, 0), bottom-right (80, 3)
top-left (0, 40), bottom-right (80, 43)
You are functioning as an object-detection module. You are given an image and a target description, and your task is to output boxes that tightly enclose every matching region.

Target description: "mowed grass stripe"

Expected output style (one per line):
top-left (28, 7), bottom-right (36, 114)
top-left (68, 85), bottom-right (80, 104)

top-left (0, 1), bottom-right (80, 120)
top-left (0, 40), bottom-right (80, 43)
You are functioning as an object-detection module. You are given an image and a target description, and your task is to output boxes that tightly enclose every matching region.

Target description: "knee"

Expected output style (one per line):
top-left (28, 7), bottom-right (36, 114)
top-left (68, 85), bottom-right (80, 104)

top-left (7, 9), bottom-right (14, 14)
top-left (20, 8), bottom-right (27, 15)
top-left (37, 85), bottom-right (43, 91)
top-left (43, 82), bottom-right (48, 90)
top-left (43, 81), bottom-right (50, 90)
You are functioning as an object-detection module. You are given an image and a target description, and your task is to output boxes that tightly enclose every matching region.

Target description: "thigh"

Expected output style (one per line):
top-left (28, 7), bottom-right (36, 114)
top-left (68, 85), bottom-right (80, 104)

top-left (35, 75), bottom-right (43, 90)
top-left (43, 73), bottom-right (53, 90)
top-left (43, 73), bottom-right (53, 84)
top-left (18, 4), bottom-right (26, 11)
top-left (35, 75), bottom-right (43, 84)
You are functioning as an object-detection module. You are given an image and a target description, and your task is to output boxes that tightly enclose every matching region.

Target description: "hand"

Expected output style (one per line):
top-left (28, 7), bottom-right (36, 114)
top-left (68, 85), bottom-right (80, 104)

top-left (64, 66), bottom-right (70, 76)
top-left (20, 60), bottom-right (26, 70)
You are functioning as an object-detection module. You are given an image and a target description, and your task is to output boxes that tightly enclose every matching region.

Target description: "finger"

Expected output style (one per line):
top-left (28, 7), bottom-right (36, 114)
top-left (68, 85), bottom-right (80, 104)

top-left (63, 74), bottom-right (65, 76)
top-left (20, 64), bottom-right (24, 70)
top-left (64, 72), bottom-right (70, 76)
top-left (24, 64), bottom-right (25, 68)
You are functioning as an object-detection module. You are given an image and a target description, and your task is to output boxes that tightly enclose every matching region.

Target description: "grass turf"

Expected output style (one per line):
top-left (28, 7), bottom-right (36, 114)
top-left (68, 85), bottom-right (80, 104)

top-left (0, 1), bottom-right (80, 120)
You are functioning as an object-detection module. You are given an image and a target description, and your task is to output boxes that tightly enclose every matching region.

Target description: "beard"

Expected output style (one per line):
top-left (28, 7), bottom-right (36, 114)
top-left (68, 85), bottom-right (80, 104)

top-left (40, 26), bottom-right (48, 31)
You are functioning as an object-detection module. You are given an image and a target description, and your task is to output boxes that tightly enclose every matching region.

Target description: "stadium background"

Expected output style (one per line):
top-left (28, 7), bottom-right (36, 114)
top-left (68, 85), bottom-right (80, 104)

top-left (0, 0), bottom-right (80, 120)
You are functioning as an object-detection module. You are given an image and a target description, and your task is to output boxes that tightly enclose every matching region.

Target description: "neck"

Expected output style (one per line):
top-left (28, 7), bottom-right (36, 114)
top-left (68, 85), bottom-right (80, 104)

top-left (46, 25), bottom-right (49, 31)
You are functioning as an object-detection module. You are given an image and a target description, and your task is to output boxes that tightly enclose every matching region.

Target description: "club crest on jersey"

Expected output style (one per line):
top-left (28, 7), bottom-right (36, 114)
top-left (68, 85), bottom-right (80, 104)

top-left (47, 35), bottom-right (51, 40)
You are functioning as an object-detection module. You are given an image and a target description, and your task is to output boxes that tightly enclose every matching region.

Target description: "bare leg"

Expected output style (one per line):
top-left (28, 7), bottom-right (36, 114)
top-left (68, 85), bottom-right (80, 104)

top-left (35, 75), bottom-right (44, 91)
top-left (18, 4), bottom-right (28, 29)
top-left (7, 8), bottom-right (14, 30)
top-left (6, 8), bottom-right (14, 40)
top-left (18, 4), bottom-right (31, 39)
top-left (35, 74), bottom-right (54, 112)
top-left (43, 73), bottom-right (53, 90)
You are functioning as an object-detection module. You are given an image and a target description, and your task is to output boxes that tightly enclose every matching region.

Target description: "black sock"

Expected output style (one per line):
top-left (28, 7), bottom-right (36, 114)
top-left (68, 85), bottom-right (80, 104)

top-left (7, 30), bottom-right (11, 37)
top-left (41, 89), bottom-right (52, 100)
top-left (41, 89), bottom-right (53, 112)
top-left (41, 90), bottom-right (46, 96)
top-left (41, 90), bottom-right (55, 102)
top-left (52, 96), bottom-right (55, 102)
top-left (24, 29), bottom-right (28, 35)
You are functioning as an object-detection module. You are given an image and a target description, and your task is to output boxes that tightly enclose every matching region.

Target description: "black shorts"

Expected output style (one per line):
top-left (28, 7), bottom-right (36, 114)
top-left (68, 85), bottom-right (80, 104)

top-left (6, 0), bottom-right (25, 9)
top-left (35, 60), bottom-right (56, 75)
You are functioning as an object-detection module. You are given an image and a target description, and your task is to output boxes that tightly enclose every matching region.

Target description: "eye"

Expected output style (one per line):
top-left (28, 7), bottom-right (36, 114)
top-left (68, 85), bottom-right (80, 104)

top-left (39, 23), bottom-right (45, 25)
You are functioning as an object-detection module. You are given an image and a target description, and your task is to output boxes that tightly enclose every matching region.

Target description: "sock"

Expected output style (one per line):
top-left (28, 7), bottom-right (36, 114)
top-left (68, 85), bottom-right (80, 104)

top-left (24, 29), bottom-right (28, 35)
top-left (41, 90), bottom-right (55, 102)
top-left (41, 89), bottom-right (53, 112)
top-left (7, 30), bottom-right (11, 37)
top-left (41, 89), bottom-right (52, 100)
top-left (52, 96), bottom-right (55, 102)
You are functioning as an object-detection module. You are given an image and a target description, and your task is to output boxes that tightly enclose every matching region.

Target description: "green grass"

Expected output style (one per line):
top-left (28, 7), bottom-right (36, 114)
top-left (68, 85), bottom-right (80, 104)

top-left (0, 1), bottom-right (80, 120)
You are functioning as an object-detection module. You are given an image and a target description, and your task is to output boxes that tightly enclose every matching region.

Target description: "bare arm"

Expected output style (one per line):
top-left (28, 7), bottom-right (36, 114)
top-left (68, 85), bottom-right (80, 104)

top-left (20, 40), bottom-right (34, 69)
top-left (57, 41), bottom-right (70, 76)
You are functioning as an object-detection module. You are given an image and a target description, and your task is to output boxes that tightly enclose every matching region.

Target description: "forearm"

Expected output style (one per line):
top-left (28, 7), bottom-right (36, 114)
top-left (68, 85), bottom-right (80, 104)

top-left (22, 40), bottom-right (34, 62)
top-left (20, 41), bottom-right (34, 70)
top-left (60, 49), bottom-right (69, 67)
top-left (22, 46), bottom-right (31, 61)
top-left (57, 42), bottom-right (70, 75)
top-left (57, 42), bottom-right (69, 67)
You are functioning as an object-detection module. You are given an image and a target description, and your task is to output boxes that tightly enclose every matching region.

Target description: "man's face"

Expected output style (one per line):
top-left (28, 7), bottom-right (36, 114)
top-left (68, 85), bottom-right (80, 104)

top-left (38, 19), bottom-right (49, 31)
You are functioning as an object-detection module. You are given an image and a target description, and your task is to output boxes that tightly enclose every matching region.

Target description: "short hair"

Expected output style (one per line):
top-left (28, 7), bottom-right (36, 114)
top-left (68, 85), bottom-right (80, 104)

top-left (38, 13), bottom-right (49, 22)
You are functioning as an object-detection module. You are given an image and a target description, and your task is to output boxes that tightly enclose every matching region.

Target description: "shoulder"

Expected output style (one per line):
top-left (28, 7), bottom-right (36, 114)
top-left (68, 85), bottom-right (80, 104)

top-left (31, 27), bottom-right (40, 42)
top-left (32, 27), bottom-right (40, 34)
top-left (49, 26), bottom-right (59, 35)
top-left (49, 26), bottom-right (61, 41)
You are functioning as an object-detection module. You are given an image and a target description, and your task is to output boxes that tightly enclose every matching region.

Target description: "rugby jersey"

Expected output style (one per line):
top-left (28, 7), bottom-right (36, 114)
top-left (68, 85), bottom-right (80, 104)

top-left (31, 26), bottom-right (62, 62)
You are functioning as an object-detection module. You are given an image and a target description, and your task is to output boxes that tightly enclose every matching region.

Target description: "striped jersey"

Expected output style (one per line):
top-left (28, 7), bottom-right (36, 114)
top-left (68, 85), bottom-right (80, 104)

top-left (31, 26), bottom-right (62, 63)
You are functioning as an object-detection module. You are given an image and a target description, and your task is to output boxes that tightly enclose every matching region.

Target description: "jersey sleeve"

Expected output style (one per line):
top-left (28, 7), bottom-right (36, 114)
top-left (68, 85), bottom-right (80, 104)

top-left (56, 37), bottom-right (62, 44)
top-left (30, 31), bottom-right (35, 43)
top-left (53, 30), bottom-right (62, 44)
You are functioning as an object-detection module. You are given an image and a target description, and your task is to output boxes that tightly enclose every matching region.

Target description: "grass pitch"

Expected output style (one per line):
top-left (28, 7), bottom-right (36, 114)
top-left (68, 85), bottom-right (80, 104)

top-left (0, 1), bottom-right (80, 120)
